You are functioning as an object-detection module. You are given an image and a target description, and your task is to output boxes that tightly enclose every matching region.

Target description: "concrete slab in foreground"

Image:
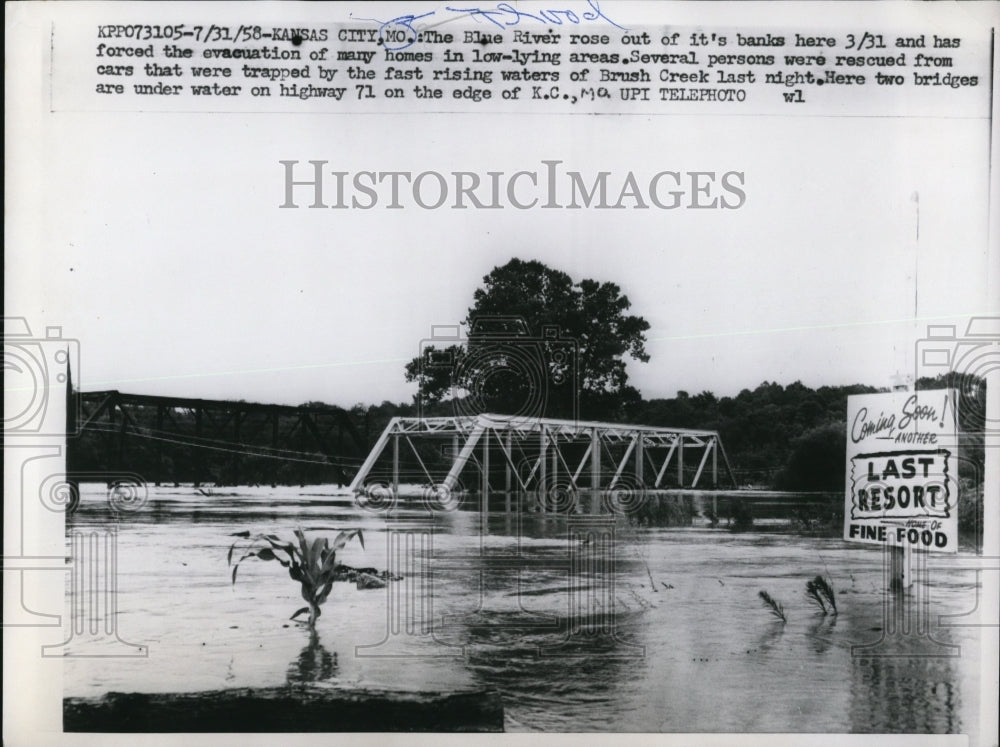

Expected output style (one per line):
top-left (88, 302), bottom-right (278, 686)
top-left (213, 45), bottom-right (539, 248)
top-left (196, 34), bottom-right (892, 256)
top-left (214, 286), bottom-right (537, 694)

top-left (64, 685), bottom-right (505, 732)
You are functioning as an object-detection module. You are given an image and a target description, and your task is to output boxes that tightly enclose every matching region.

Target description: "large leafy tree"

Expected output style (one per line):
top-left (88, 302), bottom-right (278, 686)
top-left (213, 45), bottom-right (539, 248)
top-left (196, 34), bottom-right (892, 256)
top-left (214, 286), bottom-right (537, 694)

top-left (405, 258), bottom-right (650, 421)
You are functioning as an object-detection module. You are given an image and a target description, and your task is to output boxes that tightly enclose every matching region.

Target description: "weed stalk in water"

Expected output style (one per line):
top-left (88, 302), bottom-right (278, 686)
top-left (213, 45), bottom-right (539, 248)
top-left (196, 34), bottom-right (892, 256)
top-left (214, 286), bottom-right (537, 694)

top-left (805, 578), bottom-right (828, 615)
top-left (811, 575), bottom-right (837, 615)
top-left (758, 590), bottom-right (787, 623)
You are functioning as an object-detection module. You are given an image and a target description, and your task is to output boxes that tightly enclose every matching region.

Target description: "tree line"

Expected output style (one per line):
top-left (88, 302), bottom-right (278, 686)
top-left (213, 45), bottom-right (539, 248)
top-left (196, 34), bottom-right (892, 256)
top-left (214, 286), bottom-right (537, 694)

top-left (69, 258), bottom-right (986, 501)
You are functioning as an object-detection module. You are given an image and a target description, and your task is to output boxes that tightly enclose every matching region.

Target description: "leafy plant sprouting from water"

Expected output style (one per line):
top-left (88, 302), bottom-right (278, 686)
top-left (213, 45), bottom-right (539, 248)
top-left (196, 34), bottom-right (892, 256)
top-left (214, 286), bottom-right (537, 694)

top-left (805, 579), bottom-right (827, 614)
top-left (228, 528), bottom-right (364, 630)
top-left (805, 575), bottom-right (837, 615)
top-left (758, 590), bottom-right (787, 623)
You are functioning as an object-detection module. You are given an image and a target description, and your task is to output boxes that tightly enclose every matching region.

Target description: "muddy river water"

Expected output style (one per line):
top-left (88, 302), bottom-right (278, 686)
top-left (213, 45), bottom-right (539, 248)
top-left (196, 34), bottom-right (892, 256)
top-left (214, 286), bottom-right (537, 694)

top-left (64, 485), bottom-right (985, 738)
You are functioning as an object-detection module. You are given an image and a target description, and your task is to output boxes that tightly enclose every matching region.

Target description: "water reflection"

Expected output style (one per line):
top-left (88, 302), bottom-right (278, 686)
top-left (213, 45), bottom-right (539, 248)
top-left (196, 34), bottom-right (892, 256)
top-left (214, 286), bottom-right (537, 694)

top-left (752, 623), bottom-right (786, 655)
top-left (850, 652), bottom-right (960, 734)
top-left (459, 610), bottom-right (644, 731)
top-left (807, 615), bottom-right (838, 654)
top-left (434, 512), bottom-right (646, 731)
top-left (286, 631), bottom-right (338, 684)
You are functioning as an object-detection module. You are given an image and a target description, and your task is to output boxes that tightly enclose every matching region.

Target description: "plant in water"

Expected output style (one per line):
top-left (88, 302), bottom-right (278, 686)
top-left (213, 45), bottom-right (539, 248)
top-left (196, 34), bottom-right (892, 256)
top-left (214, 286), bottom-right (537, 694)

top-left (758, 590), bottom-right (787, 623)
top-left (805, 578), bottom-right (827, 614)
top-left (228, 528), bottom-right (364, 630)
top-left (728, 501), bottom-right (754, 533)
top-left (806, 575), bottom-right (837, 615)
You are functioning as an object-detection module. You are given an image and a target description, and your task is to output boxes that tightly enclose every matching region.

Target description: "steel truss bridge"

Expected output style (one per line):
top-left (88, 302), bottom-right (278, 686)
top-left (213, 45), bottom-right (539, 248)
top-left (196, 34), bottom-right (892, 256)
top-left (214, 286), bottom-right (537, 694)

top-left (349, 414), bottom-right (738, 505)
top-left (71, 390), bottom-right (366, 486)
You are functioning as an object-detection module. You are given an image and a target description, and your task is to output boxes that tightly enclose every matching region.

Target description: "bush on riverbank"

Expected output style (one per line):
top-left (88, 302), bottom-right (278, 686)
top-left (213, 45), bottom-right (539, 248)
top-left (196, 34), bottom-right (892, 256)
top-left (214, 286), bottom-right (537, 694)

top-left (791, 501), bottom-right (843, 536)
top-left (628, 495), bottom-right (695, 527)
top-left (773, 423), bottom-right (846, 491)
top-left (727, 501), bottom-right (754, 532)
top-left (958, 479), bottom-right (984, 548)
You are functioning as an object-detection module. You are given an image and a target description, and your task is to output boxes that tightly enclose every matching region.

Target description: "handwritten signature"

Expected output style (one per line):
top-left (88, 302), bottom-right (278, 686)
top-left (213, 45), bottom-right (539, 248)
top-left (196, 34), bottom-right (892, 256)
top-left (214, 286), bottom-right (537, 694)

top-left (353, 1), bottom-right (625, 52)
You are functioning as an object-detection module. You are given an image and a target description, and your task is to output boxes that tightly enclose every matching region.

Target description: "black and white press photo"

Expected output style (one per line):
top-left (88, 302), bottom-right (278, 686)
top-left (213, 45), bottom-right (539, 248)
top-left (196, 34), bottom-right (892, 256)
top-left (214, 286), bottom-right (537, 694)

top-left (4, 2), bottom-right (999, 744)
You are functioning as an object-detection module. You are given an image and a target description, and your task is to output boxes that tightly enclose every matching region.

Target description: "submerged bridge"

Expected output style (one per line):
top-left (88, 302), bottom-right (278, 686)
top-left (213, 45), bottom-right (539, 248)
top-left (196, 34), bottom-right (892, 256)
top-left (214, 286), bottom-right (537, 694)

top-left (67, 390), bottom-right (739, 499)
top-left (349, 414), bottom-right (738, 508)
top-left (70, 390), bottom-right (366, 485)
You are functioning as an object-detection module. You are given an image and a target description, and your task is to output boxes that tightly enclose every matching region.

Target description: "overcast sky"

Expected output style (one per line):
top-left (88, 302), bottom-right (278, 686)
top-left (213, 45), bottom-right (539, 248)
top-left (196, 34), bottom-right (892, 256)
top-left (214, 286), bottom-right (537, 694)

top-left (7, 3), bottom-right (995, 410)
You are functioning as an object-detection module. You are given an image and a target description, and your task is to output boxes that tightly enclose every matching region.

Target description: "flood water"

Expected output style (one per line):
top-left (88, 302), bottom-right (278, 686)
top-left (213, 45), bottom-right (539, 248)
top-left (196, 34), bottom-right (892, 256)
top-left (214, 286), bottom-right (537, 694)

top-left (64, 485), bottom-right (985, 739)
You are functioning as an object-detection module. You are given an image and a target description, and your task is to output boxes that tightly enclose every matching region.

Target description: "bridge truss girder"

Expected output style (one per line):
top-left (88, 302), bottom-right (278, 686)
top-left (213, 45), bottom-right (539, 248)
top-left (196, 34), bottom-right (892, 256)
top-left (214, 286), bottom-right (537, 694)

top-left (349, 414), bottom-right (738, 498)
top-left (73, 390), bottom-right (365, 485)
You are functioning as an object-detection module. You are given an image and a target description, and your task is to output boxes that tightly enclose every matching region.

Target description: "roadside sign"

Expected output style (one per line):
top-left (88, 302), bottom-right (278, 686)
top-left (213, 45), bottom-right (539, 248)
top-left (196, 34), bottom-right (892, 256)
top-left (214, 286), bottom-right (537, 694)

top-left (844, 389), bottom-right (958, 552)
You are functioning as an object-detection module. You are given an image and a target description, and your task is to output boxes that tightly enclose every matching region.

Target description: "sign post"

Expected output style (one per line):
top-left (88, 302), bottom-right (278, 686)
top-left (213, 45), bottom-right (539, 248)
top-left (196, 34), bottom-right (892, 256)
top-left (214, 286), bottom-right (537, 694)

top-left (844, 389), bottom-right (959, 590)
